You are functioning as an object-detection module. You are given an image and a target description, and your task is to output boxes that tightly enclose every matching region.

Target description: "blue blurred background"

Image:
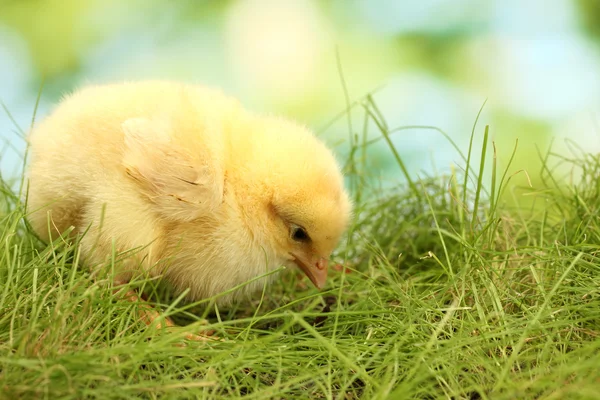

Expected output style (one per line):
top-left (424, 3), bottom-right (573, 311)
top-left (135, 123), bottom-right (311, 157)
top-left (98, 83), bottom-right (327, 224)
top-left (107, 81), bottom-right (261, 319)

top-left (1, 0), bottom-right (599, 192)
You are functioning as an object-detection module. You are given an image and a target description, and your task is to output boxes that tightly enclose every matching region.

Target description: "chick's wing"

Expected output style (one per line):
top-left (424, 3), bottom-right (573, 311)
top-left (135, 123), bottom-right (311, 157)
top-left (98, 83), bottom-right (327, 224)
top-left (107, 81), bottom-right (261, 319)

top-left (122, 117), bottom-right (224, 222)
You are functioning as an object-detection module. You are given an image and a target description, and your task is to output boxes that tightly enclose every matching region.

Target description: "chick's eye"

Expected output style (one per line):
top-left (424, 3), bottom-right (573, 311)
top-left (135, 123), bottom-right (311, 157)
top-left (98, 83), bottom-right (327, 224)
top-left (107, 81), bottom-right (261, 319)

top-left (291, 225), bottom-right (310, 242)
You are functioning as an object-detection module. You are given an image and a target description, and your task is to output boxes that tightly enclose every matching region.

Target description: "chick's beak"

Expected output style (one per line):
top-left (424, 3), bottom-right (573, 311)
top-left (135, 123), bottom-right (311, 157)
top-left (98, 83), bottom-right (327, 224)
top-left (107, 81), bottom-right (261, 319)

top-left (292, 254), bottom-right (328, 289)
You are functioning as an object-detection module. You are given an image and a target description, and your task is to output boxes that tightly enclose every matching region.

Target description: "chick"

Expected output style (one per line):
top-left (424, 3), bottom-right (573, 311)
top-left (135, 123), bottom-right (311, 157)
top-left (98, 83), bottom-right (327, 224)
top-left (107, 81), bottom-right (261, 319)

top-left (26, 81), bottom-right (351, 336)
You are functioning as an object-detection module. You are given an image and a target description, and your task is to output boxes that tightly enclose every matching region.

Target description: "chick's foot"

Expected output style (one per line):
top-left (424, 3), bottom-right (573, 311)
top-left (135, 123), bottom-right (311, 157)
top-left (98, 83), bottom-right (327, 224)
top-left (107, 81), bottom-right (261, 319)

top-left (118, 286), bottom-right (221, 342)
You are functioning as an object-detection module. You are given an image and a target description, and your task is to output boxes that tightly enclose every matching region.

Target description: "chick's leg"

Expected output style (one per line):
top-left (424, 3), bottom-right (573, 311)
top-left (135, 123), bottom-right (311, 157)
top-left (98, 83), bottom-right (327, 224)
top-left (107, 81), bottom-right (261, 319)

top-left (77, 204), bottom-right (218, 342)
top-left (115, 282), bottom-right (219, 342)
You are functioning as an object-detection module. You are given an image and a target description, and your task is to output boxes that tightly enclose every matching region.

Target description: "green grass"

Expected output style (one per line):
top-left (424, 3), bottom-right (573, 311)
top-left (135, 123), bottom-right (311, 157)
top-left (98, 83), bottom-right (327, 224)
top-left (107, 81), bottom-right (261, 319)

top-left (1, 102), bottom-right (599, 399)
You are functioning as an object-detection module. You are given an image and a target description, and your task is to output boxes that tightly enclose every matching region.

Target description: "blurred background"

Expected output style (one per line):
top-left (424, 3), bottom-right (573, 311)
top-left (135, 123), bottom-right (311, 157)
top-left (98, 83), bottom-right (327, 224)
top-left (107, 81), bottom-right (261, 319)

top-left (1, 0), bottom-right (599, 193)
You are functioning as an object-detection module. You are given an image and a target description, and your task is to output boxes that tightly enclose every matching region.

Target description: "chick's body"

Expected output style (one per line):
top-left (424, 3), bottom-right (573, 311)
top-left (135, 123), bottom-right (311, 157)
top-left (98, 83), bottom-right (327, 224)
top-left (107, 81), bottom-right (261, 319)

top-left (27, 81), bottom-right (351, 305)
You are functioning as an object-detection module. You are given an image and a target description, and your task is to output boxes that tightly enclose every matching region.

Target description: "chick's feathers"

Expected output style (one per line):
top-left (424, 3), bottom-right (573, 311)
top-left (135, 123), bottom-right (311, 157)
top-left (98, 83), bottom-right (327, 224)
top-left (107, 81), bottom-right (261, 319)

top-left (122, 116), bottom-right (224, 221)
top-left (26, 81), bottom-right (351, 305)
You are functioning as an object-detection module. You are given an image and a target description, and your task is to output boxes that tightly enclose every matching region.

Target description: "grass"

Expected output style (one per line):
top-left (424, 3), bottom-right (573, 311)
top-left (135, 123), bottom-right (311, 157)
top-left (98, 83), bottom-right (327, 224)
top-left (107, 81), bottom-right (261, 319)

top-left (1, 99), bottom-right (600, 399)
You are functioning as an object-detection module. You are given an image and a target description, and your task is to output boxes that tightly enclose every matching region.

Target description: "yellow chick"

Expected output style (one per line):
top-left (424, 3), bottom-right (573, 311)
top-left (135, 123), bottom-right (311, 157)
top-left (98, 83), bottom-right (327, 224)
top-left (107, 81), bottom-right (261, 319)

top-left (26, 81), bottom-right (352, 317)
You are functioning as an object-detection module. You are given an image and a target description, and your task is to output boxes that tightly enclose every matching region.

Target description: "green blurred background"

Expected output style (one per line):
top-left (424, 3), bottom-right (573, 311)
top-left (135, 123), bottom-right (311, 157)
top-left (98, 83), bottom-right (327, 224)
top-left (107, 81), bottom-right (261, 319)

top-left (1, 0), bottom-right (599, 191)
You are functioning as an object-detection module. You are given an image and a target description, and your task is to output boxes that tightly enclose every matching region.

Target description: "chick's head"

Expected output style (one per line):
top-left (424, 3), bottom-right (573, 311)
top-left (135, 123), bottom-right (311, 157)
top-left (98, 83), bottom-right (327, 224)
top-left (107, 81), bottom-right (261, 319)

top-left (232, 116), bottom-right (352, 289)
